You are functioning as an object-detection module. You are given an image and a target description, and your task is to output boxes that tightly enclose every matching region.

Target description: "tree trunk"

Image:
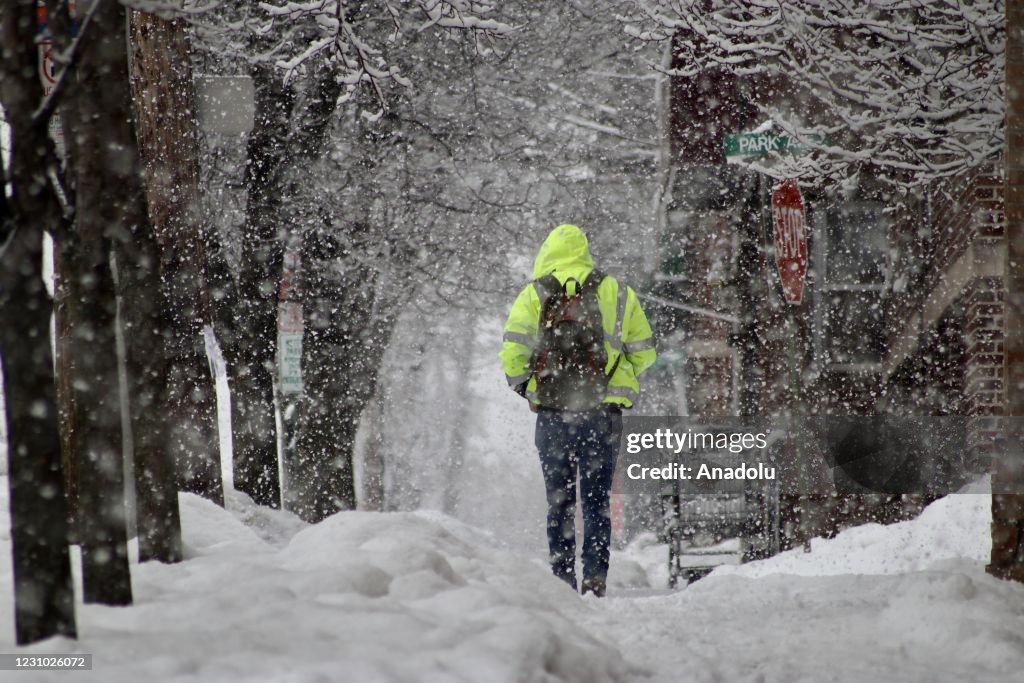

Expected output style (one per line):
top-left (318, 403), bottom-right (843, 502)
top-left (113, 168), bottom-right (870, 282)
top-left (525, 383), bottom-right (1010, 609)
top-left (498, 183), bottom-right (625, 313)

top-left (291, 226), bottom-right (397, 521)
top-left (63, 0), bottom-right (187, 605)
top-left (224, 59), bottom-right (292, 509)
top-left (991, 0), bottom-right (1024, 582)
top-left (47, 0), bottom-right (82, 547)
top-left (54, 249), bottom-right (81, 544)
top-left (0, 3), bottom-right (78, 642)
top-left (60, 205), bottom-right (132, 607)
top-left (0, 225), bottom-right (78, 645)
top-left (126, 8), bottom-right (224, 559)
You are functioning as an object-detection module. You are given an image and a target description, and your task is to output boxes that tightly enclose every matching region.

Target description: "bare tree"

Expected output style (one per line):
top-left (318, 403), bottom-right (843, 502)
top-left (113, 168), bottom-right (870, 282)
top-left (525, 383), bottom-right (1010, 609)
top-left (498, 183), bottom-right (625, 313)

top-left (0, 0), bottom-right (77, 643)
top-left (214, 0), bottom-right (656, 519)
top-left (128, 7), bottom-right (223, 559)
top-left (189, 0), bottom-right (511, 517)
top-left (57, 0), bottom-right (155, 605)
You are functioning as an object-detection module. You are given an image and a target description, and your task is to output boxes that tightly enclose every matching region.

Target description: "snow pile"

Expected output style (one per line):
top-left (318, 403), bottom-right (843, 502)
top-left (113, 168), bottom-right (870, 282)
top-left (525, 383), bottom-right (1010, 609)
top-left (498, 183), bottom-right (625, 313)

top-left (278, 509), bottom-right (631, 682)
top-left (642, 568), bottom-right (1024, 683)
top-left (2, 493), bottom-right (631, 683)
top-left (609, 533), bottom-right (667, 591)
top-left (714, 485), bottom-right (990, 579)
top-left (584, 480), bottom-right (1024, 683)
top-left (221, 487), bottom-right (308, 548)
top-left (177, 489), bottom-right (268, 556)
top-left (3, 474), bottom-right (1023, 683)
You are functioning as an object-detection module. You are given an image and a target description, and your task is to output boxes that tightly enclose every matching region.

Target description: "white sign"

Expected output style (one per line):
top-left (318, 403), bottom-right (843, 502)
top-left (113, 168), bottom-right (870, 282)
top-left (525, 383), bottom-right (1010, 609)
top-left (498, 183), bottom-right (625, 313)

top-left (278, 300), bottom-right (303, 394)
top-left (278, 332), bottom-right (303, 395)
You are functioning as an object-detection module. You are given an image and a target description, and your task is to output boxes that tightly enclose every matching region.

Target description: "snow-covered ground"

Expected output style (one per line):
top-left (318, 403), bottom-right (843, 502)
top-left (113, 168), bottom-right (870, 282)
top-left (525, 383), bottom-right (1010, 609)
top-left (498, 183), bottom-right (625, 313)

top-left (3, 314), bottom-right (1024, 681)
top-left (0, 487), bottom-right (633, 683)
top-left (2, 474), bottom-right (1023, 682)
top-left (588, 481), bottom-right (1024, 683)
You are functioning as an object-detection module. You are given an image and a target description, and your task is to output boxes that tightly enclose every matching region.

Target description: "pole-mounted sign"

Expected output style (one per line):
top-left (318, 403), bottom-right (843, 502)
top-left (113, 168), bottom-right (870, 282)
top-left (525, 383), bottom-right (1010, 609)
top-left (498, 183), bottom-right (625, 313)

top-left (35, 1), bottom-right (76, 160)
top-left (771, 179), bottom-right (808, 305)
top-left (724, 132), bottom-right (825, 160)
top-left (277, 249), bottom-right (303, 395)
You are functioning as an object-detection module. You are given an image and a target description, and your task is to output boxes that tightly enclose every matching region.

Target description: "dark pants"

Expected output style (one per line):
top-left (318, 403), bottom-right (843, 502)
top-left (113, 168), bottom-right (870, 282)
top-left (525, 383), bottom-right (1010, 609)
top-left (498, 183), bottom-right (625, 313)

top-left (535, 407), bottom-right (621, 589)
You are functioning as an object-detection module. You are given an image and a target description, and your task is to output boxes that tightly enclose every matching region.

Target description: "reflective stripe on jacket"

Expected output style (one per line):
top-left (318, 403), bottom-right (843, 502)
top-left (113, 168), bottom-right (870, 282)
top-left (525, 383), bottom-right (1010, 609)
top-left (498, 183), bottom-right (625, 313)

top-left (499, 224), bottom-right (656, 409)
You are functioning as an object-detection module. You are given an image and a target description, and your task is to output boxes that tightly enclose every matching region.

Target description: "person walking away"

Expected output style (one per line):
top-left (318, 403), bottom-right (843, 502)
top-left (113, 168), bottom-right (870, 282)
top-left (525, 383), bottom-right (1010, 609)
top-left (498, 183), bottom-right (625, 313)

top-left (499, 224), bottom-right (656, 597)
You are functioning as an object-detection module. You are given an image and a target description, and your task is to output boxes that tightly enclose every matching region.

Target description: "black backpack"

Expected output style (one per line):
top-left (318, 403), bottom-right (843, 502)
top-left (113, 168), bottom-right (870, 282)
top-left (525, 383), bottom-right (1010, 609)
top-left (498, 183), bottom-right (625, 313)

top-left (530, 270), bottom-right (617, 411)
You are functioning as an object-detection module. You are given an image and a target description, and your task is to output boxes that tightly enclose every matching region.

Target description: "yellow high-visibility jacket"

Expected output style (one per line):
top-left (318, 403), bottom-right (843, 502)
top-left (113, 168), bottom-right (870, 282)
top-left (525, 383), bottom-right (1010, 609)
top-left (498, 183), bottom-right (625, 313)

top-left (499, 224), bottom-right (656, 409)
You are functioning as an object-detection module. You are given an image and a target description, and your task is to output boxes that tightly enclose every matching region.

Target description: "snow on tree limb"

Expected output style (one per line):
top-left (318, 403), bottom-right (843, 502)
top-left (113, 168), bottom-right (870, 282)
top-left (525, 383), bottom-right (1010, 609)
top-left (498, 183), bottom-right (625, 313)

top-left (253, 1), bottom-right (512, 112)
top-left (123, 0), bottom-right (226, 17)
top-left (415, 0), bottom-right (511, 33)
top-left (620, 0), bottom-right (1005, 188)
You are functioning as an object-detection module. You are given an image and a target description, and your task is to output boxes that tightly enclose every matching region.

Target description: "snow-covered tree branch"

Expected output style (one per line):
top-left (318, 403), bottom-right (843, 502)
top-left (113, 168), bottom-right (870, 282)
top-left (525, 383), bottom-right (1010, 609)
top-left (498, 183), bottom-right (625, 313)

top-left (254, 0), bottom-right (513, 114)
top-left (620, 0), bottom-right (1005, 188)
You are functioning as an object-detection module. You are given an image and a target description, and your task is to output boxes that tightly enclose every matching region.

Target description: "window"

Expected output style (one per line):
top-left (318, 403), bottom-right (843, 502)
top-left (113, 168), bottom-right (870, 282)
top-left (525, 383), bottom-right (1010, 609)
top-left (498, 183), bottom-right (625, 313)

top-left (824, 203), bottom-right (889, 288)
top-left (820, 202), bottom-right (890, 366)
top-left (823, 291), bottom-right (887, 365)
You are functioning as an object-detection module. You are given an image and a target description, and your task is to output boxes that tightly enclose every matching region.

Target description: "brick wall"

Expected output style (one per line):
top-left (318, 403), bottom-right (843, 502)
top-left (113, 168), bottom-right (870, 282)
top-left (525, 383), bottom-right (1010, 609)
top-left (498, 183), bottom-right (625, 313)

top-left (908, 163), bottom-right (1005, 311)
top-left (964, 277), bottom-right (1006, 472)
top-left (877, 159), bottom-right (1006, 531)
top-left (934, 168), bottom-right (1006, 466)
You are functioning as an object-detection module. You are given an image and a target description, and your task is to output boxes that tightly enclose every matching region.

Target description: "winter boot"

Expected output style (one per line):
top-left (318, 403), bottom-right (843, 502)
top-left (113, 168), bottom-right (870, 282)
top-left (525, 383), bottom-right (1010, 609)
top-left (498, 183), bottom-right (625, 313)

top-left (580, 577), bottom-right (606, 597)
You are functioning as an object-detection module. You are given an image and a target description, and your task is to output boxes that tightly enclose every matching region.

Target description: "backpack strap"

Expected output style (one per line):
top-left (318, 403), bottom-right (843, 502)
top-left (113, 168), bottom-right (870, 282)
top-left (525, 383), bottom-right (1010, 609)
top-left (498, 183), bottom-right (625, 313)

top-left (533, 274), bottom-right (561, 300)
top-left (582, 269), bottom-right (621, 379)
top-left (582, 268), bottom-right (605, 294)
top-left (534, 270), bottom-right (604, 300)
top-left (532, 273), bottom-right (562, 318)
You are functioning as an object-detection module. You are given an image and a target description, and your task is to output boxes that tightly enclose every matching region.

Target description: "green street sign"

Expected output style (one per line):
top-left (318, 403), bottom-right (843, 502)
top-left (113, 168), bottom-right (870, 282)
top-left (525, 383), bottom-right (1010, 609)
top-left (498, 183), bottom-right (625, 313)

top-left (724, 132), bottom-right (825, 158)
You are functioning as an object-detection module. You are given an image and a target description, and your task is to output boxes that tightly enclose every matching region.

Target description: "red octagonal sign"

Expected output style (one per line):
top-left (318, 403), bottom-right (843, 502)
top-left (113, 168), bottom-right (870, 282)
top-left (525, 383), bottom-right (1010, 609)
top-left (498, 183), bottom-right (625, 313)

top-left (771, 179), bottom-right (808, 304)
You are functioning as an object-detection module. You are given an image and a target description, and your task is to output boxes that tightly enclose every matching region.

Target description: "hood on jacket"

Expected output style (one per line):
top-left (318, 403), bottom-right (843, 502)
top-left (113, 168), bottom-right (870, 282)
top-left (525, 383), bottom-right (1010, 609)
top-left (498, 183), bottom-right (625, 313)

top-left (532, 224), bottom-right (594, 281)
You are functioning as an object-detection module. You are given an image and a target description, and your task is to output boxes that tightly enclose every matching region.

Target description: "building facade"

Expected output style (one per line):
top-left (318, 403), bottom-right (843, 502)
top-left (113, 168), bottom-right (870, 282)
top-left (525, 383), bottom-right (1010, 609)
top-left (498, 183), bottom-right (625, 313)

top-left (646, 40), bottom-right (1006, 552)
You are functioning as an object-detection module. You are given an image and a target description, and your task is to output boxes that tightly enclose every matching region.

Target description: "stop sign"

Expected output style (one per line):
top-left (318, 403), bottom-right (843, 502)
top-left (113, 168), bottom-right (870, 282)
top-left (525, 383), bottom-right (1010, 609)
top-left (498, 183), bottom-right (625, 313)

top-left (771, 179), bottom-right (808, 304)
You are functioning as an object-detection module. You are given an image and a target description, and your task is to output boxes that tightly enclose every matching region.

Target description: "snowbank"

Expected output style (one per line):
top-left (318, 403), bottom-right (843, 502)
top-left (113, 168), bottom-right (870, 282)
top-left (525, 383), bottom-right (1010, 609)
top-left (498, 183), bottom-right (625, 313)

top-left (3, 476), bottom-right (1024, 683)
top-left (714, 484), bottom-right (991, 579)
top-left (609, 533), bottom-right (668, 591)
top-left (584, 480), bottom-right (1024, 683)
top-left (630, 567), bottom-right (1024, 683)
top-left (1, 493), bottom-right (630, 683)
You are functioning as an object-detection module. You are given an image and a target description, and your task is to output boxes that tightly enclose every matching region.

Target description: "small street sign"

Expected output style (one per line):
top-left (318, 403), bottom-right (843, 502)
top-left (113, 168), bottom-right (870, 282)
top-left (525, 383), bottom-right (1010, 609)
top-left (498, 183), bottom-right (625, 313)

top-left (277, 249), bottom-right (303, 394)
top-left (35, 1), bottom-right (76, 160)
top-left (278, 330), bottom-right (303, 395)
top-left (724, 132), bottom-right (825, 158)
top-left (771, 179), bottom-right (808, 305)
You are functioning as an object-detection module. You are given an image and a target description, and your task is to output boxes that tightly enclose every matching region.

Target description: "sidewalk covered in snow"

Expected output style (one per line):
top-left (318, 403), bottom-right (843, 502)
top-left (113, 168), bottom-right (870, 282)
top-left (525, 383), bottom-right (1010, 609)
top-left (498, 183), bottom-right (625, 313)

top-left (2, 479), bottom-right (1021, 683)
